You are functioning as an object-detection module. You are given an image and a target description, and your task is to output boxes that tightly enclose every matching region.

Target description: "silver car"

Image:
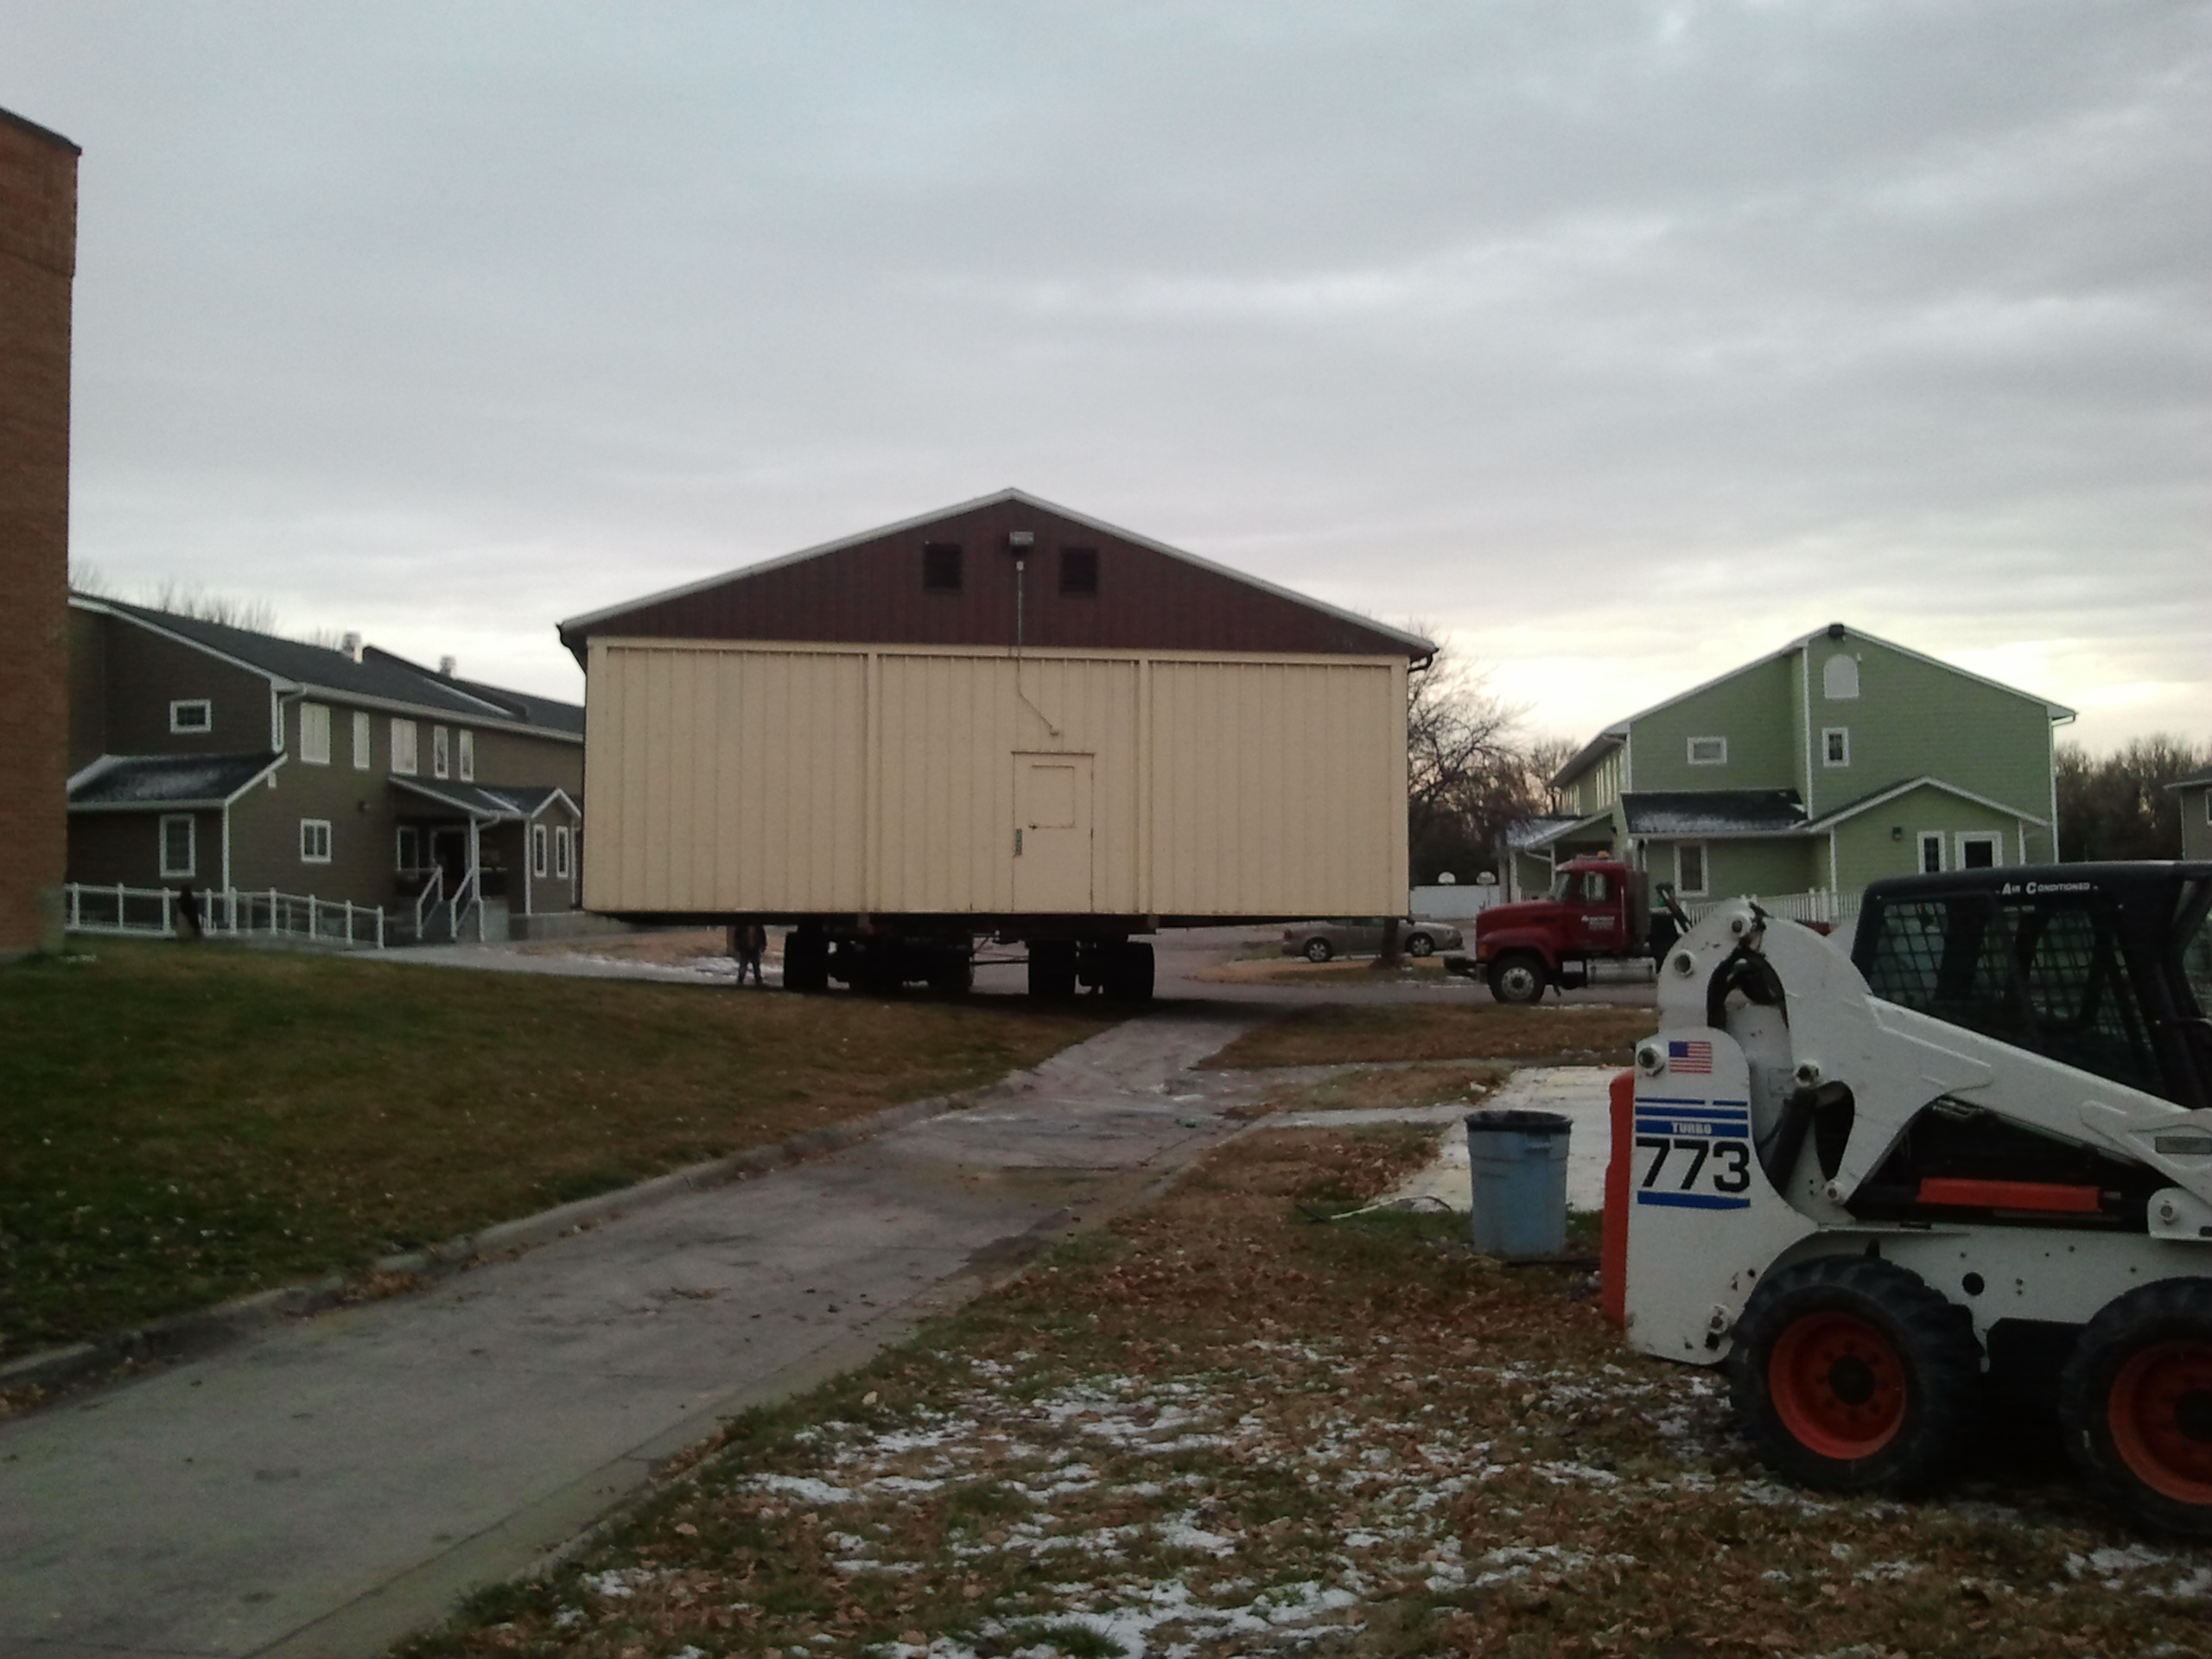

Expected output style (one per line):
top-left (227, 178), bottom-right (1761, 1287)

top-left (1280, 918), bottom-right (1463, 963)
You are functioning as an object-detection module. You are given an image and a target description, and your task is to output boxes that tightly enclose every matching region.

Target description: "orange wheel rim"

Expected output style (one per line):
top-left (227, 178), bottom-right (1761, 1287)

top-left (2109, 1342), bottom-right (2212, 1503)
top-left (1769, 1311), bottom-right (1907, 1459)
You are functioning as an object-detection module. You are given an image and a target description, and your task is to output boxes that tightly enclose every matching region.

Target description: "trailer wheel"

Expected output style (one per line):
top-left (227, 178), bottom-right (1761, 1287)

top-left (1303, 937), bottom-right (1333, 963)
top-left (1103, 941), bottom-right (1154, 1001)
top-left (783, 931), bottom-right (830, 995)
top-left (1487, 951), bottom-right (1546, 1005)
top-left (2059, 1279), bottom-right (2212, 1538)
top-left (1028, 939), bottom-right (1077, 1000)
top-left (1730, 1255), bottom-right (1980, 1495)
top-left (925, 949), bottom-right (974, 995)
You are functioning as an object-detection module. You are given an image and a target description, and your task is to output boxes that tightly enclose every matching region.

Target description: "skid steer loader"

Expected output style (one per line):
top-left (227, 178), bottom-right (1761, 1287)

top-left (1606, 862), bottom-right (2212, 1534)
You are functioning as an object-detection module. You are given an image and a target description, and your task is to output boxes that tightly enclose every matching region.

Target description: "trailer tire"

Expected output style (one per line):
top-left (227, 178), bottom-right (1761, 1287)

top-left (1487, 952), bottom-right (1546, 1005)
top-left (925, 949), bottom-right (974, 995)
top-left (1028, 939), bottom-right (1077, 1000)
top-left (783, 931), bottom-right (830, 995)
top-left (1730, 1255), bottom-right (1980, 1496)
top-left (1303, 937), bottom-right (1333, 963)
top-left (2059, 1279), bottom-right (2212, 1539)
top-left (1101, 940), bottom-right (1155, 1001)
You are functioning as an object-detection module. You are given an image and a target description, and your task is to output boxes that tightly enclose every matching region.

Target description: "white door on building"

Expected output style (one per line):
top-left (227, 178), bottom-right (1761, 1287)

top-left (1013, 753), bottom-right (1093, 912)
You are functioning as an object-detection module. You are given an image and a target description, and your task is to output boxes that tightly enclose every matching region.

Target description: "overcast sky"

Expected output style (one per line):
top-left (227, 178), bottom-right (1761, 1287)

top-left (5, 2), bottom-right (2207, 753)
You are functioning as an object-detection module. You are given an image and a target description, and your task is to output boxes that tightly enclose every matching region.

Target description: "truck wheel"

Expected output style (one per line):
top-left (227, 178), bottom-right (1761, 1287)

top-left (1027, 939), bottom-right (1077, 1000)
top-left (1303, 937), bottom-right (1333, 963)
top-left (1729, 1255), bottom-right (1980, 1496)
top-left (2059, 1279), bottom-right (2212, 1539)
top-left (1405, 932), bottom-right (1434, 957)
top-left (1487, 952), bottom-right (1546, 1004)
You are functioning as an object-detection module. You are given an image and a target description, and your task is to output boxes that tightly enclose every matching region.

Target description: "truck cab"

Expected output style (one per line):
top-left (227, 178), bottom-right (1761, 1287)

top-left (1467, 855), bottom-right (1663, 1002)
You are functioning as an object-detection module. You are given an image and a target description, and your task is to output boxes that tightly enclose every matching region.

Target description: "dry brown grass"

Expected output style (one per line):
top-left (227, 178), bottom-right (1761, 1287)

top-left (1203, 1003), bottom-right (1657, 1071)
top-left (401, 1127), bottom-right (2209, 1659)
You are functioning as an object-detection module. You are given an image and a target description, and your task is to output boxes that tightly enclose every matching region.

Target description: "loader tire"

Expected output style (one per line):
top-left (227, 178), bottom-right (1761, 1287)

top-left (2059, 1278), bottom-right (2212, 1540)
top-left (1729, 1255), bottom-right (1980, 1496)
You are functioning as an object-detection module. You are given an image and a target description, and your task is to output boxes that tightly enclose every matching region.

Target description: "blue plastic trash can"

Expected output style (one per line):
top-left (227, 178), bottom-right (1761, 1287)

top-left (1465, 1108), bottom-right (1572, 1260)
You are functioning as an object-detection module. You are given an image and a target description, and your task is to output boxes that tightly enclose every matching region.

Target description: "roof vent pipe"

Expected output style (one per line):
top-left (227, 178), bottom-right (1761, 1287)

top-left (340, 632), bottom-right (362, 662)
top-left (438, 655), bottom-right (457, 677)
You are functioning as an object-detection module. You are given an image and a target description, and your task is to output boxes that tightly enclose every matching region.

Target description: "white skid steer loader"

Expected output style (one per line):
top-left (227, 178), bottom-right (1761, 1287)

top-left (1605, 863), bottom-right (2212, 1535)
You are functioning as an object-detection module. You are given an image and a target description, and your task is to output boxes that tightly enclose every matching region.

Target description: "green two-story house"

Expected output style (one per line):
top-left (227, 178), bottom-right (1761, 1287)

top-left (1512, 623), bottom-right (2073, 916)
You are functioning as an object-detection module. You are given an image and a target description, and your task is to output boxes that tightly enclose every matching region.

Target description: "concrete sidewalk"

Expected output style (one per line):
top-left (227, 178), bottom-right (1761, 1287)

top-left (0, 1007), bottom-right (1268, 1659)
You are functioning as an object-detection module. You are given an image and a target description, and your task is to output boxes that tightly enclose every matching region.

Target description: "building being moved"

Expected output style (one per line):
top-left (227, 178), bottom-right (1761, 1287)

top-left (559, 488), bottom-right (1432, 996)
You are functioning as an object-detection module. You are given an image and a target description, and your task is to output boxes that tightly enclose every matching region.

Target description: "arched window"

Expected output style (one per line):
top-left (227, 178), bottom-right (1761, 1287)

top-left (1823, 653), bottom-right (1860, 699)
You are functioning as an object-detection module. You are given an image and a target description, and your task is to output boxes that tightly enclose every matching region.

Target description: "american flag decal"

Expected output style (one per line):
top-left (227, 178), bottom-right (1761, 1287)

top-left (1669, 1039), bottom-right (1713, 1075)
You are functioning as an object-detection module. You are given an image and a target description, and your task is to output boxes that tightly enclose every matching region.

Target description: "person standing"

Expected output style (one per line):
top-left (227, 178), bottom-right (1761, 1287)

top-left (734, 921), bottom-right (766, 987)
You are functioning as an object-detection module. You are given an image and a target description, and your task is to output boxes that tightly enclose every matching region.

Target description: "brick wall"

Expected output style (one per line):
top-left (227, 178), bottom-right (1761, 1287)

top-left (0, 109), bottom-right (78, 955)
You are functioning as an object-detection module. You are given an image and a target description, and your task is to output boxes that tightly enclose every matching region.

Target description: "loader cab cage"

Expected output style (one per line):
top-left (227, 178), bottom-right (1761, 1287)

top-left (1854, 864), bottom-right (2212, 1109)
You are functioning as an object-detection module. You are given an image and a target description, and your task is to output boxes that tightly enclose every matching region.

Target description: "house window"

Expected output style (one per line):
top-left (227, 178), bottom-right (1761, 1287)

top-left (1918, 831), bottom-right (1944, 874)
top-left (555, 824), bottom-right (572, 880)
top-left (396, 825), bottom-right (420, 872)
top-left (1059, 547), bottom-right (1099, 595)
top-left (1822, 727), bottom-right (1850, 767)
top-left (1675, 842), bottom-right (1708, 896)
top-left (432, 726), bottom-right (450, 779)
top-left (457, 729), bottom-right (475, 782)
top-left (531, 823), bottom-right (549, 878)
top-left (352, 709), bottom-right (372, 770)
top-left (391, 719), bottom-right (419, 775)
top-left (169, 699), bottom-right (212, 734)
top-left (300, 702), bottom-right (332, 765)
top-left (300, 819), bottom-right (333, 864)
top-left (921, 542), bottom-right (963, 592)
top-left (1687, 736), bottom-right (1727, 766)
top-left (1958, 832), bottom-right (2001, 870)
top-left (1823, 654), bottom-right (1860, 699)
top-left (159, 814), bottom-right (196, 878)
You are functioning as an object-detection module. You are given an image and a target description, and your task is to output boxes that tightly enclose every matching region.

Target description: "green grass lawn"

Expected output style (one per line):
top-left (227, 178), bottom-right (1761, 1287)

top-left (0, 941), bottom-right (1112, 1363)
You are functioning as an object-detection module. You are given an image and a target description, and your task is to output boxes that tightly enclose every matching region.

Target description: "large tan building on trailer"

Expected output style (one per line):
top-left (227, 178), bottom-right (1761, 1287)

top-left (563, 490), bottom-right (1432, 996)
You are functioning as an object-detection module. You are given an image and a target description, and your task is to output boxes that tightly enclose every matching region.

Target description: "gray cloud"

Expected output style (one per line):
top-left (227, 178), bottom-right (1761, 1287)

top-left (5, 0), bottom-right (2206, 747)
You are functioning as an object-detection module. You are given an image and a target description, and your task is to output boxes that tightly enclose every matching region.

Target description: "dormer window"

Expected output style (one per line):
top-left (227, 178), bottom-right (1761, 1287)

top-left (922, 543), bottom-right (963, 592)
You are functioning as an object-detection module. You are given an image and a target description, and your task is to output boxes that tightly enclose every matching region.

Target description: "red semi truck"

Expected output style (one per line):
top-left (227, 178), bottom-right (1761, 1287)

top-left (1449, 855), bottom-right (1682, 1002)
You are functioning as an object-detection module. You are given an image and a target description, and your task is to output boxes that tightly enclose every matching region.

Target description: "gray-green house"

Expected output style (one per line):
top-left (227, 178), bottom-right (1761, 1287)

top-left (1511, 623), bottom-right (2073, 913)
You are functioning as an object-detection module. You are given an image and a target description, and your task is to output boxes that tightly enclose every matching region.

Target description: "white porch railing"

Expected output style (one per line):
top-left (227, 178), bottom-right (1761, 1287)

top-left (63, 883), bottom-right (387, 949)
top-left (449, 865), bottom-right (482, 943)
top-left (1682, 889), bottom-right (1861, 927)
top-left (411, 866), bottom-right (446, 941)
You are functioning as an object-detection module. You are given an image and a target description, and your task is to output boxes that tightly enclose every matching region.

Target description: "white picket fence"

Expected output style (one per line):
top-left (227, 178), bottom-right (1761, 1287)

top-left (1682, 889), bottom-right (1860, 927)
top-left (63, 883), bottom-right (388, 949)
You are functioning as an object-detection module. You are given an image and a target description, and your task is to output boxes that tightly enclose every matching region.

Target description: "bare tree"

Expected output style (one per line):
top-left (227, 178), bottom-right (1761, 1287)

top-left (1403, 630), bottom-right (1573, 887)
top-left (142, 580), bottom-right (283, 635)
top-left (2057, 734), bottom-right (2210, 861)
